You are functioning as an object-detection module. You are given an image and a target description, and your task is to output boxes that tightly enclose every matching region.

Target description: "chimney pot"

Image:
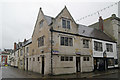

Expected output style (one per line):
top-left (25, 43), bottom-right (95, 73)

top-left (99, 16), bottom-right (104, 31)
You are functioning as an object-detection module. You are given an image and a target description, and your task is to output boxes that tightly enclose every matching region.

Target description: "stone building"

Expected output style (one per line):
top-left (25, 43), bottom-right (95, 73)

top-left (28, 6), bottom-right (118, 75)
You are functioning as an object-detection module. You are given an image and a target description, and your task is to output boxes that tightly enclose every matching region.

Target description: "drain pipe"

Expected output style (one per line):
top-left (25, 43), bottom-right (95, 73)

top-left (50, 27), bottom-right (53, 75)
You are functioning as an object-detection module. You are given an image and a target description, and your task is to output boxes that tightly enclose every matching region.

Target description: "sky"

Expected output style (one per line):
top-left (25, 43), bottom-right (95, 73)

top-left (0, 0), bottom-right (120, 50)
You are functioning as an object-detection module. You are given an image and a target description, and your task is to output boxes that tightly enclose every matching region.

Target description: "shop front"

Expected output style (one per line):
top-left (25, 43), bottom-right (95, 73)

top-left (94, 57), bottom-right (115, 71)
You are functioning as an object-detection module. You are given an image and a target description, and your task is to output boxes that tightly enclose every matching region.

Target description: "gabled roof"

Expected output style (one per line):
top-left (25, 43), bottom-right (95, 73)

top-left (78, 24), bottom-right (115, 42)
top-left (55, 6), bottom-right (77, 25)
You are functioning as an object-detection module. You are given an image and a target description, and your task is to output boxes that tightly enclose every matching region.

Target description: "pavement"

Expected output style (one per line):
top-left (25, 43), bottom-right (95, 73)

top-left (1, 66), bottom-right (119, 79)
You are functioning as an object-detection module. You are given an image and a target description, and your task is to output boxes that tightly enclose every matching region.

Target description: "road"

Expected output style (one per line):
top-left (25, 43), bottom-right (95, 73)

top-left (1, 66), bottom-right (120, 79)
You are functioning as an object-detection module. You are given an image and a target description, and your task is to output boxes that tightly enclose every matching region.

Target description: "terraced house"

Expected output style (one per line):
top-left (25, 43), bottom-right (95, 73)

top-left (28, 6), bottom-right (118, 75)
top-left (89, 14), bottom-right (120, 67)
top-left (12, 39), bottom-right (32, 70)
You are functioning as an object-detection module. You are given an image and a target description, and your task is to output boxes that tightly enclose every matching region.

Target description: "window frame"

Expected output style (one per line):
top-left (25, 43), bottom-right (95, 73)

top-left (60, 36), bottom-right (73, 46)
top-left (106, 43), bottom-right (113, 52)
top-left (39, 20), bottom-right (44, 28)
top-left (94, 41), bottom-right (103, 51)
top-left (38, 36), bottom-right (44, 47)
top-left (60, 56), bottom-right (73, 61)
top-left (62, 18), bottom-right (71, 29)
top-left (83, 39), bottom-right (89, 48)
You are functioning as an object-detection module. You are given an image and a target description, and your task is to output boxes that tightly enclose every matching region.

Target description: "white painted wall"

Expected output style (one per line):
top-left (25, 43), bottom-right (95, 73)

top-left (14, 50), bottom-right (19, 67)
top-left (92, 39), bottom-right (117, 59)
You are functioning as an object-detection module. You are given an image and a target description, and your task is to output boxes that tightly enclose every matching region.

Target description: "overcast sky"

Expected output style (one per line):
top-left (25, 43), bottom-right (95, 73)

top-left (0, 0), bottom-right (120, 50)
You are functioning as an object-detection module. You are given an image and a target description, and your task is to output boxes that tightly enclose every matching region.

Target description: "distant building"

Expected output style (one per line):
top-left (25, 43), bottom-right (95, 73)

top-left (12, 38), bottom-right (32, 70)
top-left (0, 49), bottom-right (1, 66)
top-left (1, 49), bottom-right (13, 66)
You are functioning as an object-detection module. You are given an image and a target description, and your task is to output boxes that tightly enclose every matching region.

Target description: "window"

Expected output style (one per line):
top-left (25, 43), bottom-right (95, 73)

top-left (62, 18), bottom-right (71, 29)
top-left (65, 37), bottom-right (68, 46)
top-left (62, 19), bottom-right (66, 28)
top-left (70, 57), bottom-right (73, 61)
top-left (67, 20), bottom-right (70, 29)
top-left (106, 43), bottom-right (113, 52)
top-left (20, 49), bottom-right (23, 56)
top-left (61, 56), bottom-right (64, 61)
top-left (94, 41), bottom-right (103, 51)
top-left (83, 39), bottom-right (89, 48)
top-left (65, 57), bottom-right (69, 61)
top-left (115, 59), bottom-right (118, 65)
top-left (33, 57), bottom-right (35, 61)
top-left (39, 20), bottom-right (44, 28)
top-left (38, 57), bottom-right (40, 61)
top-left (60, 36), bottom-right (73, 46)
top-left (61, 56), bottom-right (73, 61)
top-left (107, 59), bottom-right (114, 66)
top-left (26, 47), bottom-right (29, 53)
top-left (38, 36), bottom-right (44, 47)
top-left (83, 57), bottom-right (89, 61)
top-left (69, 38), bottom-right (73, 46)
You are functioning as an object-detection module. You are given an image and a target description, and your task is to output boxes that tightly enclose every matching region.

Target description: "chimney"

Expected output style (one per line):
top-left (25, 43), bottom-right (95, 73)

top-left (24, 39), bottom-right (26, 43)
top-left (99, 16), bottom-right (104, 31)
top-left (14, 42), bottom-right (16, 50)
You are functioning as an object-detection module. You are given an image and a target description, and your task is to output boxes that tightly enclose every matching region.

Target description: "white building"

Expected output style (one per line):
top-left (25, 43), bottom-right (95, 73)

top-left (92, 39), bottom-right (118, 70)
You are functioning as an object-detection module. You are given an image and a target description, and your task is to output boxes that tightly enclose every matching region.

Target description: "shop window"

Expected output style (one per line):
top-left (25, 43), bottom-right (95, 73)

top-left (107, 59), bottom-right (114, 66)
top-left (115, 59), bottom-right (118, 65)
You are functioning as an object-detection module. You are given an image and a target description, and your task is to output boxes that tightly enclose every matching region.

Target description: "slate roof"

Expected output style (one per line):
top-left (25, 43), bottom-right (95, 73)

top-left (44, 15), bottom-right (54, 25)
top-left (78, 24), bottom-right (115, 42)
top-left (24, 38), bottom-right (32, 46)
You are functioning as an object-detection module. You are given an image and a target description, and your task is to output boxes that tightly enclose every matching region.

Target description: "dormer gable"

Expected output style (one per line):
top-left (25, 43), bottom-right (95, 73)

top-left (54, 6), bottom-right (78, 33)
